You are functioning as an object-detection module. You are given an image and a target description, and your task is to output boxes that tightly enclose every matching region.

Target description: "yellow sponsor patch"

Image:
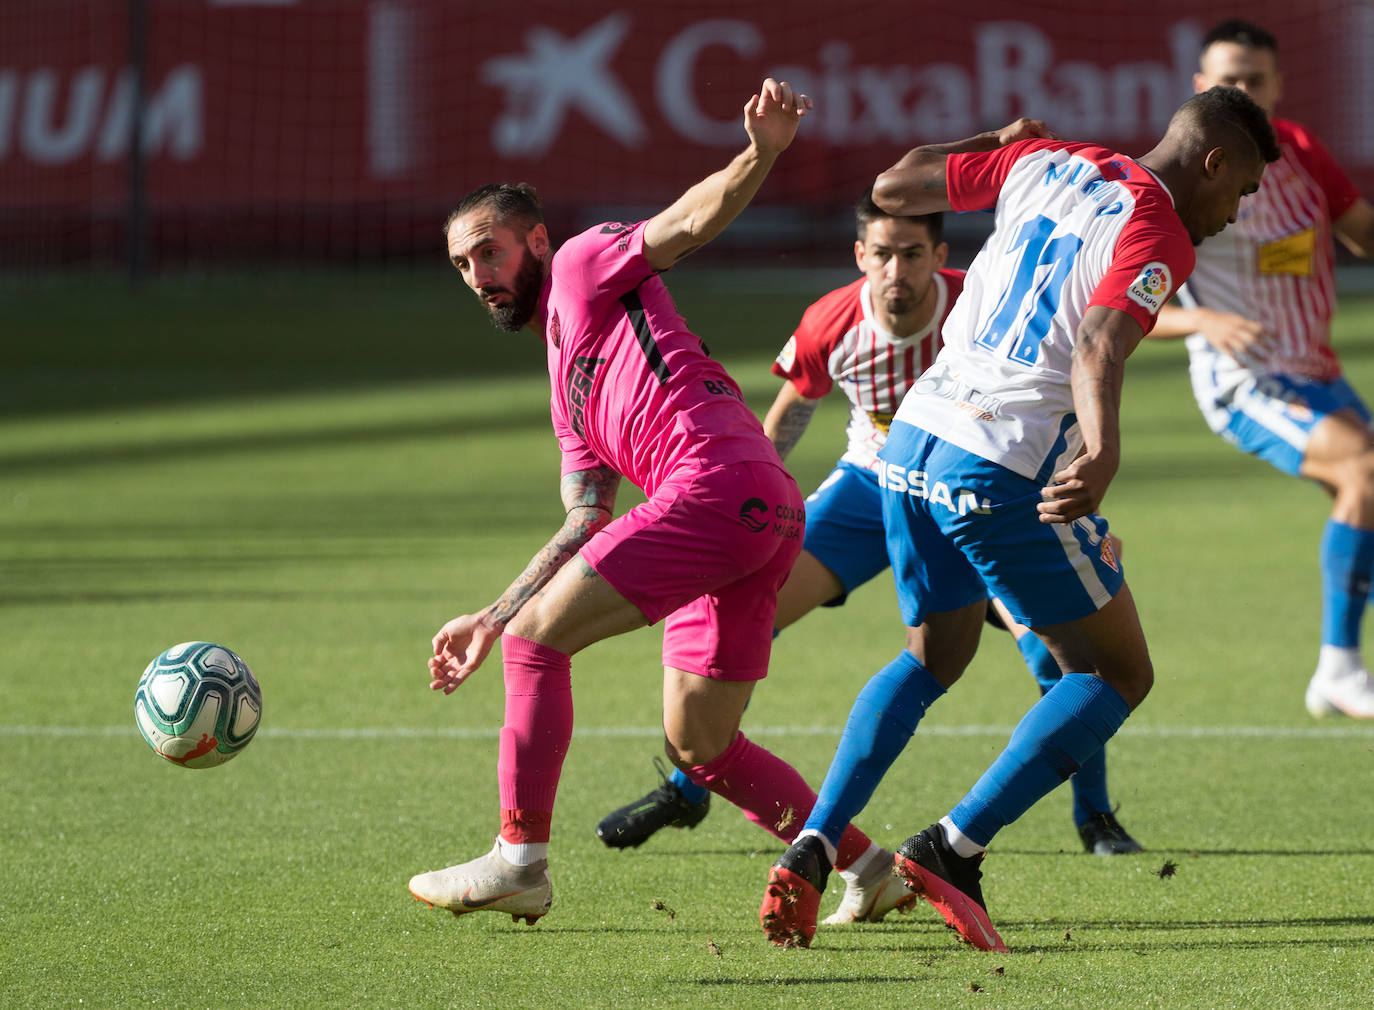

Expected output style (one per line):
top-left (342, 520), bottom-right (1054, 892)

top-left (867, 411), bottom-right (894, 434)
top-left (1258, 228), bottom-right (1315, 276)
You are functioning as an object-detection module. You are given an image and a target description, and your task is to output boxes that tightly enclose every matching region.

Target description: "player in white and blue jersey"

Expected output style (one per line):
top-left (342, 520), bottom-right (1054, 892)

top-left (761, 87), bottom-right (1279, 952)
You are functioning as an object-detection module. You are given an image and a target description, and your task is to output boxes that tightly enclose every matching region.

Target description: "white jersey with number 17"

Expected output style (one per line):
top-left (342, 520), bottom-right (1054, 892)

top-left (892, 139), bottom-right (1196, 483)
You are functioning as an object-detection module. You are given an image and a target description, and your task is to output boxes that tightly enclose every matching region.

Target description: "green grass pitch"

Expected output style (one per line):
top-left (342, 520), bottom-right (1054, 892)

top-left (1, 269), bottom-right (1373, 1009)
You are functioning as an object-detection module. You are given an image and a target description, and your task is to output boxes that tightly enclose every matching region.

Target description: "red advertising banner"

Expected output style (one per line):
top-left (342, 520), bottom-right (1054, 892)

top-left (1, 0), bottom-right (1370, 264)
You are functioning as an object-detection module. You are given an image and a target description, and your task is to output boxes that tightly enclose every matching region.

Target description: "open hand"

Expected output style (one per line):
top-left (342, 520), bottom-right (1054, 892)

top-left (428, 613), bottom-right (501, 694)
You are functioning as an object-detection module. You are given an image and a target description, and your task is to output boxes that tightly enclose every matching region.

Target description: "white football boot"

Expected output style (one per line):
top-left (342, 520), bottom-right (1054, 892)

top-left (408, 840), bottom-right (552, 924)
top-left (1306, 667), bottom-right (1374, 718)
top-left (822, 847), bottom-right (919, 925)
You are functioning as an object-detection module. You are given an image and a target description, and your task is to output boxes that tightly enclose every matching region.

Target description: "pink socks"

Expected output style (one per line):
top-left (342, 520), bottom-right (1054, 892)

top-left (497, 634), bottom-right (573, 845)
top-left (686, 731), bottom-right (872, 869)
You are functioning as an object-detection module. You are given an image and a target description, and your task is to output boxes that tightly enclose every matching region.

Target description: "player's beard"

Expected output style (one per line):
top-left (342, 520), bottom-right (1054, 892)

top-left (482, 247), bottom-right (544, 332)
top-left (883, 277), bottom-right (934, 320)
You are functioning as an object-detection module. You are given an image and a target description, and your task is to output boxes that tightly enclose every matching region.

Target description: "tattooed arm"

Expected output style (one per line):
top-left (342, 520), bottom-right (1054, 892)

top-left (427, 466), bottom-right (621, 693)
top-left (761, 381), bottom-right (820, 461)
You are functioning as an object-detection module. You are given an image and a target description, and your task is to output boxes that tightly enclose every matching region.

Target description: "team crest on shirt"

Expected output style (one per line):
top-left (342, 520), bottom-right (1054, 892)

top-left (1126, 262), bottom-right (1172, 313)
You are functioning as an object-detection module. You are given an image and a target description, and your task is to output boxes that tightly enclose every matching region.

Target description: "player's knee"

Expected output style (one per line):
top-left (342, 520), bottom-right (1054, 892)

top-left (663, 733), bottom-right (730, 770)
top-left (1105, 661), bottom-right (1153, 711)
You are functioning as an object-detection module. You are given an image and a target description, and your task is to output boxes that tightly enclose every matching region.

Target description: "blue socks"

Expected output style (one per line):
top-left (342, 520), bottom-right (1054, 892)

top-left (1320, 519), bottom-right (1374, 648)
top-left (669, 766), bottom-right (710, 805)
top-left (1014, 632), bottom-right (1111, 825)
top-left (950, 673), bottom-right (1130, 846)
top-left (804, 650), bottom-right (947, 847)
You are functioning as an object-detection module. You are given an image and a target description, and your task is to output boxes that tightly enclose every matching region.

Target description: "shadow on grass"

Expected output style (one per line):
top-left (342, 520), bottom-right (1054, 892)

top-left (0, 404), bottom-right (555, 475)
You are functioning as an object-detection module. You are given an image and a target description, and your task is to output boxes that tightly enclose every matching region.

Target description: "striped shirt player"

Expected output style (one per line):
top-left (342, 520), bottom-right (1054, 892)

top-left (759, 92), bottom-right (1275, 954)
top-left (771, 269), bottom-right (962, 599)
top-left (1179, 118), bottom-right (1363, 462)
top-left (1158, 19), bottom-right (1374, 720)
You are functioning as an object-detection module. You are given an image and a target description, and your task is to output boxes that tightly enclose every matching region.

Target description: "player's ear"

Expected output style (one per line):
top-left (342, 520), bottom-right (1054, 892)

top-left (933, 241), bottom-right (949, 270)
top-left (1202, 146), bottom-right (1227, 180)
top-left (527, 223), bottom-right (550, 259)
top-left (1192, 71), bottom-right (1208, 96)
top-left (854, 239), bottom-right (867, 271)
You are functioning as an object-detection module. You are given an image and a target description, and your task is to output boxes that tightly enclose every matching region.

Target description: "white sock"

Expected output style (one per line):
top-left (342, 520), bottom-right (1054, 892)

top-left (796, 828), bottom-right (838, 868)
top-left (939, 816), bottom-right (987, 859)
top-left (1316, 645), bottom-right (1363, 679)
top-left (497, 836), bottom-right (548, 866)
top-left (837, 841), bottom-right (883, 881)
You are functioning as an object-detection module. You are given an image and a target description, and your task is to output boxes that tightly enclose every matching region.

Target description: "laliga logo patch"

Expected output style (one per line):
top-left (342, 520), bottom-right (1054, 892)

top-left (549, 310), bottom-right (561, 349)
top-left (775, 336), bottom-right (797, 373)
top-left (1126, 262), bottom-right (1171, 313)
top-left (1099, 536), bottom-right (1120, 573)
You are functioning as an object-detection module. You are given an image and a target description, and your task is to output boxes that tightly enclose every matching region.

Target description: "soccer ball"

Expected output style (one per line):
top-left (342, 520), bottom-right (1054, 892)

top-left (134, 642), bottom-right (263, 769)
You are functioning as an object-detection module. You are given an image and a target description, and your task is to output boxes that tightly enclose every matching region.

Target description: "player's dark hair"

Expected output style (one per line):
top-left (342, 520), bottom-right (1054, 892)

top-left (1181, 85), bottom-right (1281, 165)
top-left (443, 182), bottom-right (544, 237)
top-left (855, 188), bottom-right (943, 245)
top-left (1202, 19), bottom-right (1278, 56)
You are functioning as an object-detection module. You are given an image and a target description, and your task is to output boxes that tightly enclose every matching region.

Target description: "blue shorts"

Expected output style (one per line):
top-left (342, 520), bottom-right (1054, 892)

top-left (1212, 374), bottom-right (1371, 476)
top-left (800, 461), bottom-right (889, 606)
top-left (877, 421), bottom-right (1124, 628)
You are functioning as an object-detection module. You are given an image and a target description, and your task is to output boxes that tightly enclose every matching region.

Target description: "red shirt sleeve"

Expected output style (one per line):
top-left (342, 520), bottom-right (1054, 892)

top-left (946, 139), bottom-right (1067, 212)
top-left (770, 281), bottom-right (864, 399)
top-left (1089, 209), bottom-right (1196, 335)
top-left (1278, 118), bottom-right (1361, 222)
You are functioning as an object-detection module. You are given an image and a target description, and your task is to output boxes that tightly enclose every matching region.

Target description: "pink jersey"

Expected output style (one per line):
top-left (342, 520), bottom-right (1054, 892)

top-left (893, 139), bottom-right (1196, 481)
top-left (1181, 117), bottom-right (1361, 385)
top-left (771, 270), bottom-right (965, 470)
top-left (541, 221), bottom-right (776, 493)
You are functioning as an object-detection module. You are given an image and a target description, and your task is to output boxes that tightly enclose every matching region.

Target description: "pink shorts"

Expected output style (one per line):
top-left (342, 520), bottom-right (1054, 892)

top-left (579, 459), bottom-right (804, 681)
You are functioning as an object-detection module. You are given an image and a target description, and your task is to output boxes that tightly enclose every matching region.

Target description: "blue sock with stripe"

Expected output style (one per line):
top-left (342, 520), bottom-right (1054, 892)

top-left (950, 673), bottom-right (1129, 846)
top-left (1014, 632), bottom-right (1111, 824)
top-left (804, 650), bottom-right (946, 847)
top-left (1320, 519), bottom-right (1374, 648)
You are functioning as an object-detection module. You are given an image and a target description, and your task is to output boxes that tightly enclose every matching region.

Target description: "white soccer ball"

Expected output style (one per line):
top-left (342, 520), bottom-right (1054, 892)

top-left (134, 642), bottom-right (263, 769)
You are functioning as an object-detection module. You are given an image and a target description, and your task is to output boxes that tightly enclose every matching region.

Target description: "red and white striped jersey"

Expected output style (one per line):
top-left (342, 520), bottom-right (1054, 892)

top-left (1180, 117), bottom-right (1360, 387)
top-left (771, 270), bottom-right (965, 470)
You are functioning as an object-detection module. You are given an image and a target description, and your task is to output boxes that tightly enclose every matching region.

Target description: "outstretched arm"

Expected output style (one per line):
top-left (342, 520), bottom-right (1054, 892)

top-left (428, 465), bottom-right (621, 693)
top-left (1037, 305), bottom-right (1143, 525)
top-left (1151, 302), bottom-right (1273, 359)
top-left (642, 78), bottom-right (812, 271)
top-left (872, 118), bottom-right (1055, 217)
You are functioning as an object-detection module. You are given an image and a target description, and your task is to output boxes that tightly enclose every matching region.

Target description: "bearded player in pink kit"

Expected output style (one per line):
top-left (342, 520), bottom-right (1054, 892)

top-left (409, 79), bottom-right (886, 926)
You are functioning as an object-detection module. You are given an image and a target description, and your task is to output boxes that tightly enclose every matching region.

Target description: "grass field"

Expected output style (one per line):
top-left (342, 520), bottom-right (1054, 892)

top-left (2, 270), bottom-right (1373, 1009)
